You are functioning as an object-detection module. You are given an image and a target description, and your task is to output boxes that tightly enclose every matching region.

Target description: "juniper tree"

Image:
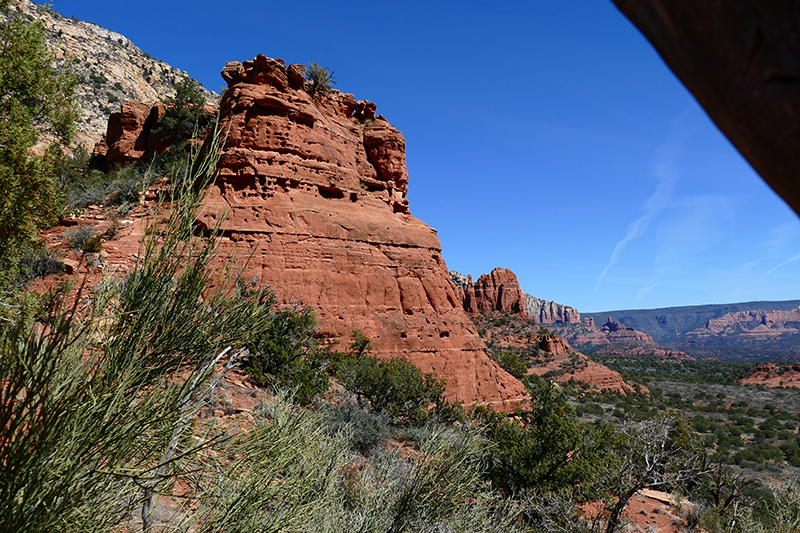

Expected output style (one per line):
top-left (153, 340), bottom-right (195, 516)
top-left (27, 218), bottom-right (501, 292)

top-left (0, 0), bottom-right (78, 287)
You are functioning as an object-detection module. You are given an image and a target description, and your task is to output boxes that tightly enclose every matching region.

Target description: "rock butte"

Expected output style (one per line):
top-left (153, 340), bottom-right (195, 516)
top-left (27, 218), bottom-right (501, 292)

top-left (192, 55), bottom-right (527, 409)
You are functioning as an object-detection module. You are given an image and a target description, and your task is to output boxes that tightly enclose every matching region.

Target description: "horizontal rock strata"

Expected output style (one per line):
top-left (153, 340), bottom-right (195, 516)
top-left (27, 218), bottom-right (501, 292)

top-left (199, 55), bottom-right (527, 409)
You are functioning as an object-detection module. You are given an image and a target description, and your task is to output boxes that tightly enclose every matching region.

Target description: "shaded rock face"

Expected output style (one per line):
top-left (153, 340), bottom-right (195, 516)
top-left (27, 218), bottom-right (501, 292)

top-left (601, 318), bottom-right (655, 345)
top-left (613, 0), bottom-right (800, 218)
top-left (451, 268), bottom-right (528, 317)
top-left (525, 294), bottom-right (580, 324)
top-left (92, 100), bottom-right (218, 167)
top-left (92, 101), bottom-right (164, 166)
top-left (199, 55), bottom-right (527, 409)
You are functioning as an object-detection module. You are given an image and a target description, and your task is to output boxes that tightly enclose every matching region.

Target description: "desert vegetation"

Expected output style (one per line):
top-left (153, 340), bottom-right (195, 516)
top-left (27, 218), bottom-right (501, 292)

top-left (3, 3), bottom-right (800, 532)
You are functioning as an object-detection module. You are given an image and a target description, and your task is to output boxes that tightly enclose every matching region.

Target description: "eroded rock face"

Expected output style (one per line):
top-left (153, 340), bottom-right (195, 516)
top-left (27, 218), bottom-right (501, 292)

top-left (199, 55), bottom-right (527, 409)
top-left (93, 101), bottom-right (165, 165)
top-left (601, 318), bottom-right (656, 345)
top-left (451, 268), bottom-right (528, 317)
top-left (526, 294), bottom-right (581, 324)
top-left (741, 363), bottom-right (800, 388)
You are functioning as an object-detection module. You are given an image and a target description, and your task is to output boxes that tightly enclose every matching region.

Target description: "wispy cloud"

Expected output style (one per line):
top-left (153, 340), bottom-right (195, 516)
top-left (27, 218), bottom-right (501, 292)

top-left (594, 136), bottom-right (681, 293)
top-left (767, 252), bottom-right (800, 274)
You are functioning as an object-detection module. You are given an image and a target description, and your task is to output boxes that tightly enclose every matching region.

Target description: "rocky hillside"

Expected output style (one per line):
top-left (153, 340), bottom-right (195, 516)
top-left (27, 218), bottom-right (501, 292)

top-left (451, 269), bottom-right (640, 394)
top-left (741, 363), bottom-right (800, 388)
top-left (4, 0), bottom-right (217, 150)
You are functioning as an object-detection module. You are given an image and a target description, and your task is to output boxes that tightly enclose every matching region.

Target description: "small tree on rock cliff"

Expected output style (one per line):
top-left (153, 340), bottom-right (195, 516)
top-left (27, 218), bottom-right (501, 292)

top-left (150, 75), bottom-right (209, 170)
top-left (306, 62), bottom-right (336, 97)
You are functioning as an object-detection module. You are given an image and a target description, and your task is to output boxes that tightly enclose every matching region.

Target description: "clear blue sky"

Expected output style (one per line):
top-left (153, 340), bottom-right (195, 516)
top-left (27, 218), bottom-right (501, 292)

top-left (50, 0), bottom-right (800, 313)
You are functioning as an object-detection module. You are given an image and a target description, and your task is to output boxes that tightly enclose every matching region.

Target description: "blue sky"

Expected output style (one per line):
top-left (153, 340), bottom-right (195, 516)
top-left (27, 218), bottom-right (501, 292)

top-left (51, 0), bottom-right (800, 313)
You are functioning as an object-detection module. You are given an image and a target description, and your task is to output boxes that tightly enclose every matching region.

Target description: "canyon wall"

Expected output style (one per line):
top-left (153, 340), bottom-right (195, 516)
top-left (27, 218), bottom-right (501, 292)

top-left (196, 55), bottom-right (527, 409)
top-left (525, 294), bottom-right (580, 324)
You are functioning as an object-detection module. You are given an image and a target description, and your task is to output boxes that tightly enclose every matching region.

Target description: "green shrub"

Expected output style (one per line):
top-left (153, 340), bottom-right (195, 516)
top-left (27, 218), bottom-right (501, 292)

top-left (150, 75), bottom-right (210, 169)
top-left (335, 336), bottom-right (452, 424)
top-left (491, 347), bottom-right (528, 380)
top-left (321, 398), bottom-right (389, 453)
top-left (241, 289), bottom-right (329, 404)
top-left (63, 224), bottom-right (98, 251)
top-left (475, 378), bottom-right (600, 495)
top-left (306, 62), bottom-right (336, 97)
top-left (16, 244), bottom-right (63, 282)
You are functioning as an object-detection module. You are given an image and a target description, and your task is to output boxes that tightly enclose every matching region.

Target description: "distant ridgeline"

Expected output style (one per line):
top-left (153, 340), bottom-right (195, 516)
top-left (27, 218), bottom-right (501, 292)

top-left (583, 300), bottom-right (800, 358)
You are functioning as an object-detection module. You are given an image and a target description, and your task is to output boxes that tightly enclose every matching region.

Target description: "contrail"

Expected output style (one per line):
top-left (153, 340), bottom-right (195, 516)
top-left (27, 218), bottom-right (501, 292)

top-left (594, 139), bottom-right (680, 293)
top-left (767, 252), bottom-right (800, 274)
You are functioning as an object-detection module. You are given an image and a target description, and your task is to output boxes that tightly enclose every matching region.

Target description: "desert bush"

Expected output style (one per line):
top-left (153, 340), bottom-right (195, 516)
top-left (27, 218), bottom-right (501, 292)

top-left (15, 244), bottom-right (62, 282)
top-left (306, 62), bottom-right (336, 97)
top-left (491, 346), bottom-right (528, 379)
top-left (476, 378), bottom-right (601, 495)
top-left (321, 397), bottom-right (390, 453)
top-left (336, 345), bottom-right (452, 425)
top-left (242, 292), bottom-right (329, 404)
top-left (316, 426), bottom-right (524, 533)
top-left (63, 224), bottom-right (98, 251)
top-left (0, 125), bottom-right (287, 532)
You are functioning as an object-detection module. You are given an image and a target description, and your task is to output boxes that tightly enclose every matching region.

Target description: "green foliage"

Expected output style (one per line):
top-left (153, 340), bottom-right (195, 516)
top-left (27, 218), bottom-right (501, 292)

top-left (336, 334), bottom-right (455, 424)
top-left (0, 3), bottom-right (78, 288)
top-left (477, 378), bottom-right (602, 495)
top-left (306, 62), bottom-right (336, 97)
top-left (242, 287), bottom-right (329, 404)
top-left (321, 397), bottom-right (390, 453)
top-left (490, 346), bottom-right (528, 379)
top-left (15, 244), bottom-right (63, 283)
top-left (63, 224), bottom-right (99, 251)
top-left (150, 75), bottom-right (209, 169)
top-left (0, 131), bottom-right (284, 532)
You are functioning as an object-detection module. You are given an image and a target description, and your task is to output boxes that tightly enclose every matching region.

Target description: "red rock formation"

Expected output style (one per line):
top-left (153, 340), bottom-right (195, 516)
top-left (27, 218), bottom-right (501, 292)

top-left (451, 268), bottom-right (528, 317)
top-left (197, 55), bottom-right (527, 409)
top-left (601, 318), bottom-right (655, 345)
top-left (93, 100), bottom-right (165, 165)
top-left (741, 363), bottom-right (800, 388)
top-left (473, 311), bottom-right (640, 395)
top-left (470, 268), bottom-right (529, 317)
top-left (526, 294), bottom-right (581, 324)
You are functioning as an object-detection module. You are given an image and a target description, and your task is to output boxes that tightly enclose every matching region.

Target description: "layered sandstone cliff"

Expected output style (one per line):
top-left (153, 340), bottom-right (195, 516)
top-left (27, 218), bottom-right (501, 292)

top-left (687, 308), bottom-right (800, 340)
top-left (195, 55), bottom-right (527, 409)
top-left (451, 268), bottom-right (528, 317)
top-left (525, 294), bottom-right (580, 324)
